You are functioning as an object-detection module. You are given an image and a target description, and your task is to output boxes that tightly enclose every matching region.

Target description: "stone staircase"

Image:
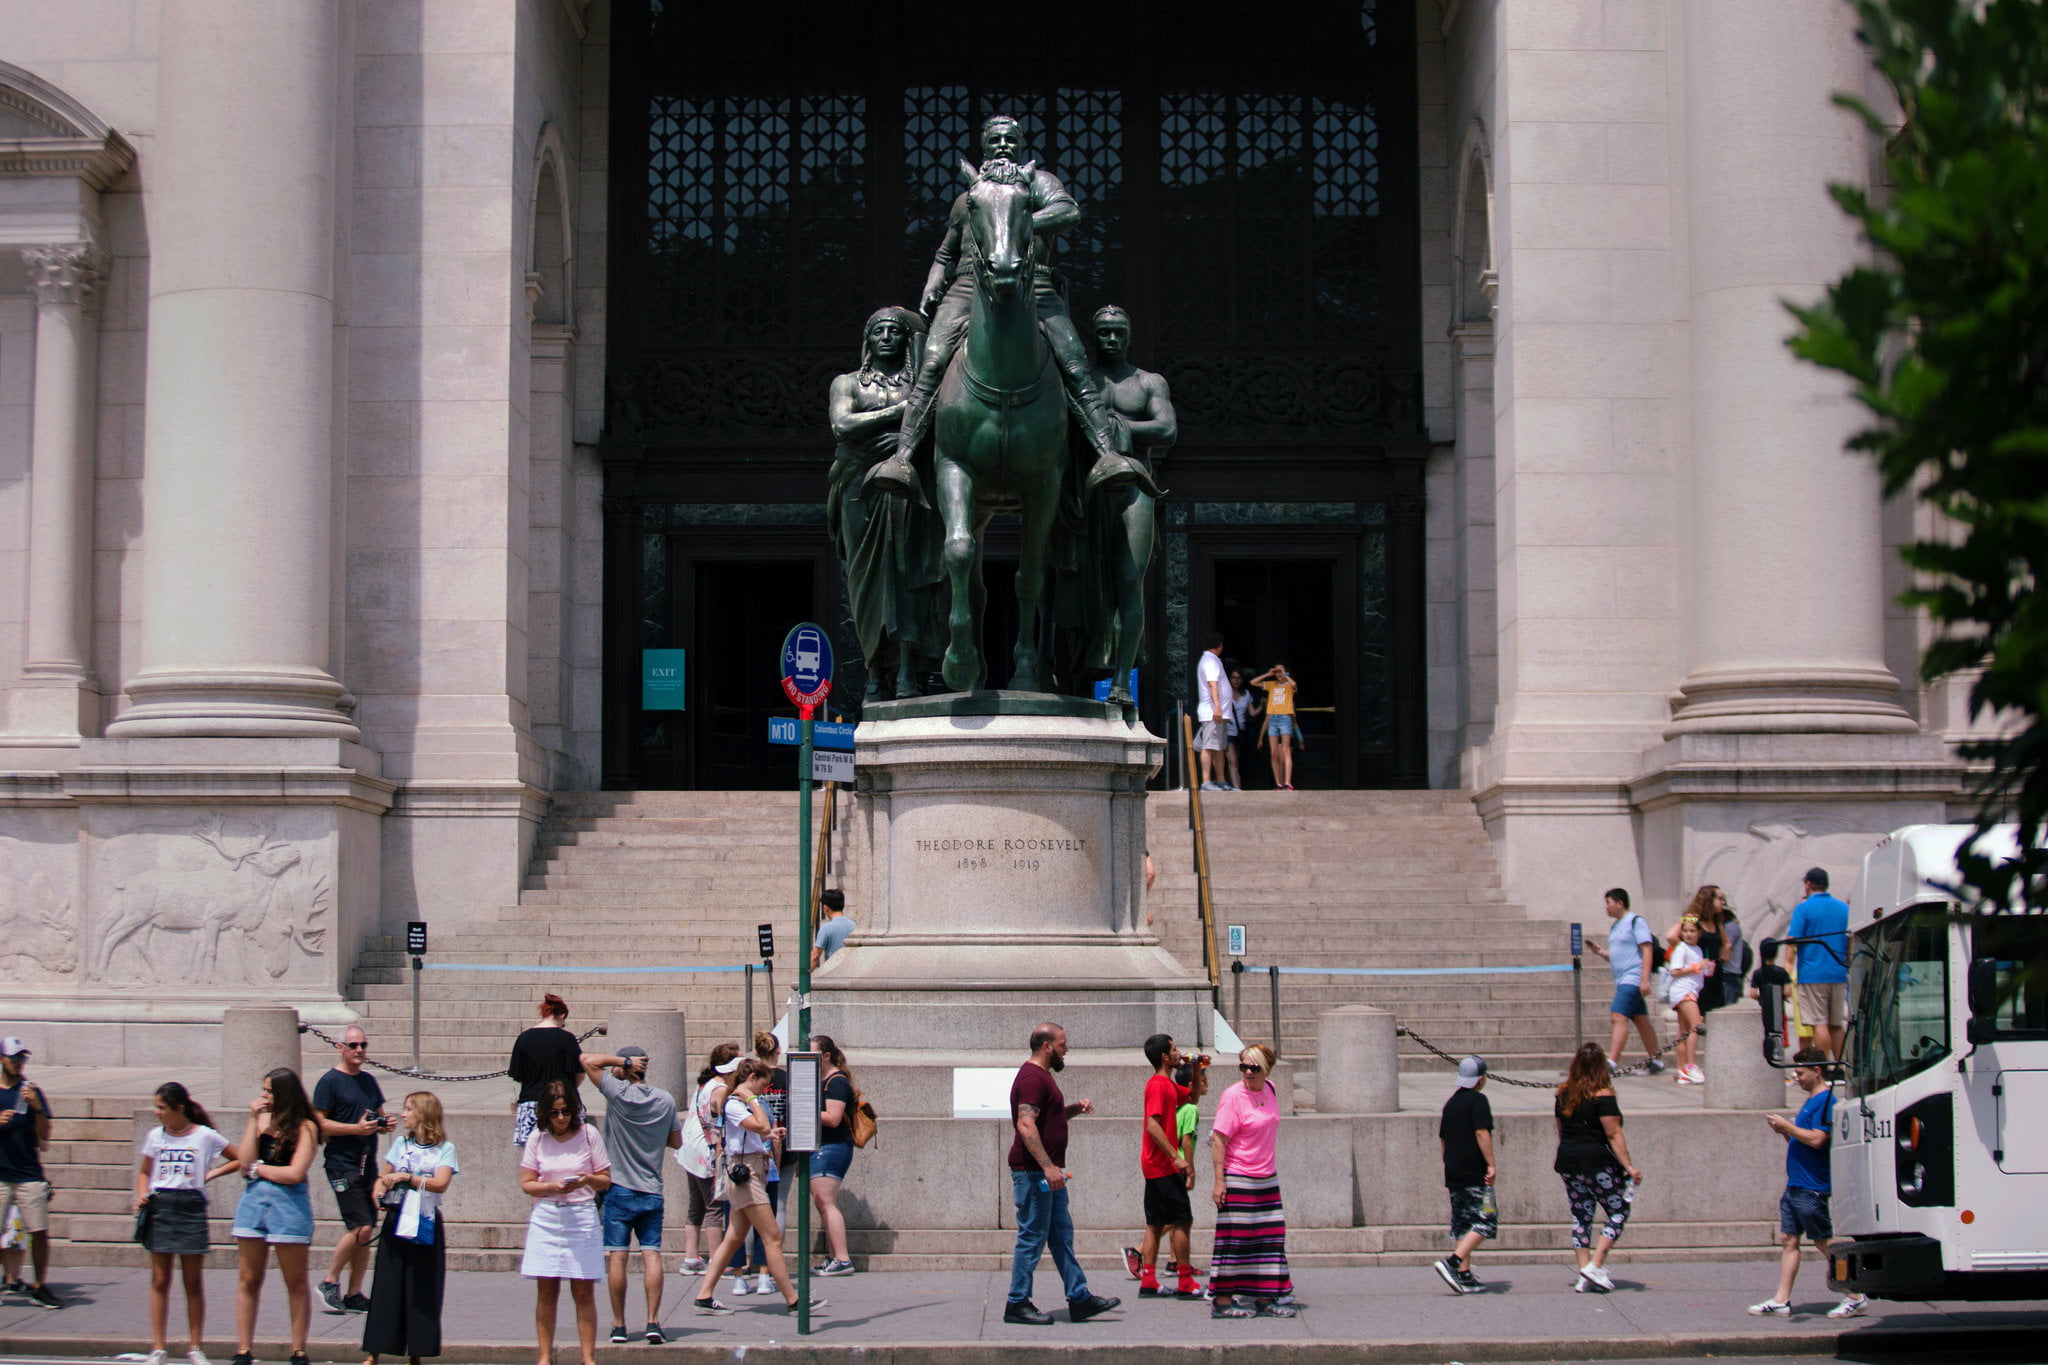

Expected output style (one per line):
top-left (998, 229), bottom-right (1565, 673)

top-left (342, 789), bottom-right (855, 1073)
top-left (1146, 789), bottom-right (1583, 1077)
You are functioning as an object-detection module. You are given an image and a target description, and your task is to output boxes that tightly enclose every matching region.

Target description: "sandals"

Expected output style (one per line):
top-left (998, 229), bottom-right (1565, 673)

top-left (1211, 1301), bottom-right (1256, 1319)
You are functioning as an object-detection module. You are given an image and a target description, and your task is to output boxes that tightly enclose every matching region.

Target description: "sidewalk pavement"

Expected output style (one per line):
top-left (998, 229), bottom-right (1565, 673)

top-left (3, 1259), bottom-right (2043, 1363)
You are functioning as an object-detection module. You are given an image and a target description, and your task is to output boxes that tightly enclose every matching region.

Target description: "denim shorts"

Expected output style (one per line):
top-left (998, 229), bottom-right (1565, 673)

top-left (810, 1142), bottom-right (854, 1181)
top-left (1610, 984), bottom-right (1648, 1017)
top-left (1267, 715), bottom-right (1296, 739)
top-left (1780, 1185), bottom-right (1832, 1240)
top-left (232, 1178), bottom-right (314, 1245)
top-left (601, 1185), bottom-right (664, 1251)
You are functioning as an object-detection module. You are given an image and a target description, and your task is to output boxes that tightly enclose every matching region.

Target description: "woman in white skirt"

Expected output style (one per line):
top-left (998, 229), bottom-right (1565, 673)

top-left (518, 1080), bottom-right (611, 1365)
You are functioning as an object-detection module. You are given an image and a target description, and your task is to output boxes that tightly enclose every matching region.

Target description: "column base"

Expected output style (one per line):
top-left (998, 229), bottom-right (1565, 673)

top-left (1665, 665), bottom-right (1918, 736)
top-left (3, 669), bottom-right (100, 742)
top-left (106, 666), bottom-right (360, 740)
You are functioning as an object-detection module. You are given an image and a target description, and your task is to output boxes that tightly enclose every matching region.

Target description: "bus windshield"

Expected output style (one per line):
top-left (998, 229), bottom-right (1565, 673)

top-left (1848, 904), bottom-right (1950, 1098)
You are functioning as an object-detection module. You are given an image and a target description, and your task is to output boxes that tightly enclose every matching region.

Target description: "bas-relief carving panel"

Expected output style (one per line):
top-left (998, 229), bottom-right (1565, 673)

top-left (84, 812), bottom-right (335, 990)
top-left (0, 815), bottom-right (81, 984)
top-left (1687, 811), bottom-right (1927, 943)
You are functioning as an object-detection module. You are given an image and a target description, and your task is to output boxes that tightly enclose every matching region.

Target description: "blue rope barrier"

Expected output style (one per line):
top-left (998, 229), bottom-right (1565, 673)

top-left (420, 963), bottom-right (752, 975)
top-left (1248, 964), bottom-right (1575, 977)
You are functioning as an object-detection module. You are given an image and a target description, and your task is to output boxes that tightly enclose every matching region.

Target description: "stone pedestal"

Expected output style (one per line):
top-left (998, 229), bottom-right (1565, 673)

top-left (811, 694), bottom-right (1210, 1052)
top-left (221, 1005), bottom-right (302, 1111)
top-left (604, 1007), bottom-right (689, 1105)
top-left (1315, 1006), bottom-right (1401, 1114)
top-left (1704, 997), bottom-right (1794, 1110)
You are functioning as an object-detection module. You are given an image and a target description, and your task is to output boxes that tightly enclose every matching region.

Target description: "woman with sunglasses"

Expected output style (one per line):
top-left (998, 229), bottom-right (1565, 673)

top-left (1206, 1044), bottom-right (1296, 1319)
top-left (518, 1080), bottom-right (611, 1365)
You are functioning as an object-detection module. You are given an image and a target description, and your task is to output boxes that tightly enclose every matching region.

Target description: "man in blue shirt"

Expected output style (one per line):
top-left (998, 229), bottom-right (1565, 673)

top-left (812, 889), bottom-right (855, 969)
top-left (1787, 867), bottom-right (1851, 1060)
top-left (1584, 888), bottom-right (1665, 1075)
top-left (1748, 1048), bottom-right (1865, 1319)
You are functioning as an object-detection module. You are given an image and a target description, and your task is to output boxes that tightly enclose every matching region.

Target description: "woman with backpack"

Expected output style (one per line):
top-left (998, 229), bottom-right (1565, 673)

top-left (808, 1036), bottom-right (860, 1277)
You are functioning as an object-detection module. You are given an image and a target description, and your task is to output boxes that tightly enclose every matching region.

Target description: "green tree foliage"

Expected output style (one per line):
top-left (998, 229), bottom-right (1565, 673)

top-left (1788, 0), bottom-right (2048, 915)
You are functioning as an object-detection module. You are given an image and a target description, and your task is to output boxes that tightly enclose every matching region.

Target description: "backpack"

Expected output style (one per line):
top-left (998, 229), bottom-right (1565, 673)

top-left (1628, 914), bottom-right (1667, 972)
top-left (849, 1090), bottom-right (879, 1149)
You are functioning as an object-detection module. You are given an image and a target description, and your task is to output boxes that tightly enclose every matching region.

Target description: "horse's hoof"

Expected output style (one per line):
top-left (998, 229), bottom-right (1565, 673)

top-left (1011, 669), bottom-right (1046, 694)
top-left (1107, 685), bottom-right (1133, 708)
top-left (943, 649), bottom-right (980, 693)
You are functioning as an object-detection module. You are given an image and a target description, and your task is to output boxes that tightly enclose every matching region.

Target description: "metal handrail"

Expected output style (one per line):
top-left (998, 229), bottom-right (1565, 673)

top-left (1182, 712), bottom-right (1220, 991)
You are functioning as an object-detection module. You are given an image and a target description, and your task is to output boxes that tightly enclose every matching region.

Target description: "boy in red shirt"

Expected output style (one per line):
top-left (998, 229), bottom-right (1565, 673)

top-left (1125, 1034), bottom-right (1201, 1298)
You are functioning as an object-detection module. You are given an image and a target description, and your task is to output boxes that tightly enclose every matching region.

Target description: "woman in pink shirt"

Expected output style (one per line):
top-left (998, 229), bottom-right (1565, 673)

top-left (1206, 1044), bottom-right (1296, 1319)
top-left (518, 1080), bottom-right (611, 1365)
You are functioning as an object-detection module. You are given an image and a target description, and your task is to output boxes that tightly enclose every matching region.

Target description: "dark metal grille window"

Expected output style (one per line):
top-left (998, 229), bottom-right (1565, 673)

top-left (608, 0), bottom-right (1418, 452)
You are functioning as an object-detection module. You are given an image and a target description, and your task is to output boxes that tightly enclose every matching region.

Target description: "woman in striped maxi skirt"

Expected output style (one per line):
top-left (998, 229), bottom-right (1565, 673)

top-left (1207, 1044), bottom-right (1297, 1319)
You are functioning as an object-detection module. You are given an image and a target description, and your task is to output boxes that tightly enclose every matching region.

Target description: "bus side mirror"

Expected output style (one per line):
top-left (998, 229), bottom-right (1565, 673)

top-left (1967, 958), bottom-right (2000, 1044)
top-left (1761, 982), bottom-right (1787, 1067)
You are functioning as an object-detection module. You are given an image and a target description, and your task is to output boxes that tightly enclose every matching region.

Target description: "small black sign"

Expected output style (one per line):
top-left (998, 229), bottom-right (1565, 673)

top-left (406, 921), bottom-right (428, 955)
top-left (757, 923), bottom-right (775, 960)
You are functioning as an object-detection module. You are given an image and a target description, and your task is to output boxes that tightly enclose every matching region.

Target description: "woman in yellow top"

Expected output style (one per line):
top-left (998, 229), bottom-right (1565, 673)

top-left (1248, 664), bottom-right (1300, 790)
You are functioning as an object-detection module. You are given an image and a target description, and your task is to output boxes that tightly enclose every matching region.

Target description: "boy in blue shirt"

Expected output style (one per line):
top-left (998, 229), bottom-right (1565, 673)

top-left (1747, 1048), bottom-right (1865, 1319)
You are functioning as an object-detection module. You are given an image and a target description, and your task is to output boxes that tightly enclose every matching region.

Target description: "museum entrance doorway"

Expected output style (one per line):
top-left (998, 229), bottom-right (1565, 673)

top-left (1214, 558), bottom-right (1341, 789)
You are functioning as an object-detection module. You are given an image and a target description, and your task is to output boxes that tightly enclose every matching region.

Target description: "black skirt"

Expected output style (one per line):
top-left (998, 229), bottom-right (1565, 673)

top-left (361, 1205), bottom-right (445, 1358)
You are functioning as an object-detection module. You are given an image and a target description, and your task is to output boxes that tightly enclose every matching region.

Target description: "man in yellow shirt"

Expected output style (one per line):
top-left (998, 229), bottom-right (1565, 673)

top-left (1248, 664), bottom-right (1299, 790)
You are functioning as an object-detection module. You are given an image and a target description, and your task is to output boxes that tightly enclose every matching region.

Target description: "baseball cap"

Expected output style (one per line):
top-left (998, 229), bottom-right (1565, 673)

top-left (714, 1057), bottom-right (743, 1074)
top-left (0, 1037), bottom-right (29, 1060)
top-left (1804, 866), bottom-right (1830, 889)
top-left (1456, 1055), bottom-right (1487, 1089)
top-left (618, 1045), bottom-right (648, 1061)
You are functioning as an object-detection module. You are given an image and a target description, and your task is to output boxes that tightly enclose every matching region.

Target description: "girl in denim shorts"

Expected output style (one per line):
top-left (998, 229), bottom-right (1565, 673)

top-left (229, 1069), bottom-right (322, 1365)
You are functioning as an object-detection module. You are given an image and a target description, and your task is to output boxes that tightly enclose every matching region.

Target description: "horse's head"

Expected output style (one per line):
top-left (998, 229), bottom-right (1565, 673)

top-left (962, 158), bottom-right (1038, 300)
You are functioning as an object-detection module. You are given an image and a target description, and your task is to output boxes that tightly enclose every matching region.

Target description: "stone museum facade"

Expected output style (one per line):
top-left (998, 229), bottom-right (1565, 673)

top-left (0, 0), bottom-right (1975, 1056)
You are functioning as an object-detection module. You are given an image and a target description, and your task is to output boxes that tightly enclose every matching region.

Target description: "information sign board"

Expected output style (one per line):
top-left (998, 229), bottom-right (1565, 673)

top-left (785, 1051), bottom-right (821, 1154)
top-left (1227, 924), bottom-right (1247, 958)
top-left (811, 749), bottom-right (854, 783)
top-left (640, 649), bottom-right (687, 710)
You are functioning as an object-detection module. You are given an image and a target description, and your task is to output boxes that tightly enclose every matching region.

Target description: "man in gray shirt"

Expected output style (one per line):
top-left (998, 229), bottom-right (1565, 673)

top-left (582, 1046), bottom-right (681, 1343)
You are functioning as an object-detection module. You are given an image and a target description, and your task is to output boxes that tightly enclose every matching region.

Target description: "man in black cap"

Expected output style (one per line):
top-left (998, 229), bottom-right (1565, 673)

top-left (0, 1038), bottom-right (58, 1308)
top-left (583, 1045), bottom-right (681, 1343)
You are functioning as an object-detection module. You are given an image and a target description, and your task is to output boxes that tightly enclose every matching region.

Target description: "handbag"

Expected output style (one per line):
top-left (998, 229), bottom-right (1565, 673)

top-left (395, 1187), bottom-right (435, 1244)
top-left (849, 1091), bottom-right (879, 1149)
top-left (132, 1193), bottom-right (155, 1246)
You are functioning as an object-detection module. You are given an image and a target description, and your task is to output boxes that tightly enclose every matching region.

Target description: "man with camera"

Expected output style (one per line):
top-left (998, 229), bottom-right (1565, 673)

top-left (582, 1045), bottom-right (682, 1343)
top-left (315, 1025), bottom-right (389, 1313)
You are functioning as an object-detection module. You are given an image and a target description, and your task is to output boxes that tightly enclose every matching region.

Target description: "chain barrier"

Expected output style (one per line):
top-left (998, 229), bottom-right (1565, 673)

top-left (299, 1023), bottom-right (608, 1084)
top-left (1394, 1020), bottom-right (1702, 1089)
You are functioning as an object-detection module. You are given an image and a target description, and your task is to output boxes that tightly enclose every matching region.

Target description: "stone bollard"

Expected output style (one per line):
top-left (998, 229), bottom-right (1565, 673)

top-left (1704, 997), bottom-right (1791, 1110)
top-left (1315, 1005), bottom-right (1400, 1113)
top-left (221, 1005), bottom-right (302, 1110)
top-left (604, 1008), bottom-right (689, 1102)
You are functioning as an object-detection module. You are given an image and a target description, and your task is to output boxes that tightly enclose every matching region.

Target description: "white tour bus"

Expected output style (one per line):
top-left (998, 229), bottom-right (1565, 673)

top-left (1763, 823), bottom-right (2046, 1300)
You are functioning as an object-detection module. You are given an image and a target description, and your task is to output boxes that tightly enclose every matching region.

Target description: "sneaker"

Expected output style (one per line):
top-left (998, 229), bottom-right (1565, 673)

top-left (231, 1355), bottom-right (253, 1365)
top-left (1456, 1268), bottom-right (1483, 1292)
top-left (813, 1259), bottom-right (855, 1277)
top-left (0, 1278), bottom-right (23, 1297)
top-left (644, 1323), bottom-right (666, 1343)
top-left (678, 1256), bottom-right (707, 1274)
top-left (342, 1292), bottom-right (372, 1313)
top-left (1579, 1263), bottom-right (1615, 1292)
top-left (27, 1283), bottom-right (62, 1309)
top-left (610, 1324), bottom-right (631, 1344)
top-left (1645, 1059), bottom-right (1667, 1075)
top-left (693, 1297), bottom-right (733, 1315)
top-left (290, 1353), bottom-right (309, 1365)
top-left (1432, 1258), bottom-right (1464, 1294)
top-left (188, 1351), bottom-right (213, 1365)
top-left (1748, 1298), bottom-right (1791, 1316)
top-left (1675, 1069), bottom-right (1702, 1086)
top-left (756, 1272), bottom-right (773, 1296)
top-left (1683, 1064), bottom-right (1706, 1085)
top-left (1200, 782), bottom-right (1224, 792)
top-left (1272, 1291), bottom-right (1298, 1307)
top-left (780, 1296), bottom-right (824, 1313)
top-left (1123, 1245), bottom-right (1144, 1280)
top-left (730, 1273), bottom-right (752, 1296)
top-left (318, 1279), bottom-right (346, 1314)
top-left (1828, 1294), bottom-right (1868, 1319)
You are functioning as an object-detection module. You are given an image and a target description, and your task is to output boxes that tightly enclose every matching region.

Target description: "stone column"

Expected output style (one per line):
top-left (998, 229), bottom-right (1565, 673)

top-left (107, 0), bottom-right (355, 739)
top-left (1672, 0), bottom-right (1912, 734)
top-left (15, 243), bottom-right (102, 738)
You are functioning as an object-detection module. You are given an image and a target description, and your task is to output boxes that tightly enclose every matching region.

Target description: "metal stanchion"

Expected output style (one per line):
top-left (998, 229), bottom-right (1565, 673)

top-left (1269, 964), bottom-right (1282, 1058)
top-left (1231, 959), bottom-right (1244, 1031)
top-left (744, 963), bottom-right (754, 1044)
top-left (1571, 923), bottom-right (1585, 1045)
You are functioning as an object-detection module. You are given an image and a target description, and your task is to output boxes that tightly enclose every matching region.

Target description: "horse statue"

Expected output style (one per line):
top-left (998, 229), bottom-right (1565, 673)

top-left (927, 160), bottom-right (1070, 694)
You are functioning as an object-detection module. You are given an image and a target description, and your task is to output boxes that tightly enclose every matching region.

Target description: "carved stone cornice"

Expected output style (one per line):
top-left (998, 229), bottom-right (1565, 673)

top-left (0, 62), bottom-right (137, 190)
top-left (20, 242), bottom-right (103, 311)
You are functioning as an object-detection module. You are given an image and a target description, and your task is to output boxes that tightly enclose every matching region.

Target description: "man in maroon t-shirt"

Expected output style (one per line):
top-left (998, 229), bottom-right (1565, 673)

top-left (1004, 1022), bottom-right (1122, 1325)
top-left (1127, 1033), bottom-right (1199, 1298)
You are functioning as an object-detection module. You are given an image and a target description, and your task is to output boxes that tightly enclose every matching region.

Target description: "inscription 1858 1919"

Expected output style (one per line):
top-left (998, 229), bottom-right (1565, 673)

top-left (915, 835), bottom-right (1089, 874)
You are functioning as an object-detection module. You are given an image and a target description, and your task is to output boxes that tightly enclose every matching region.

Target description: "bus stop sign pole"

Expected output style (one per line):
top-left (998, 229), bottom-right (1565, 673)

top-left (779, 621), bottom-right (831, 1336)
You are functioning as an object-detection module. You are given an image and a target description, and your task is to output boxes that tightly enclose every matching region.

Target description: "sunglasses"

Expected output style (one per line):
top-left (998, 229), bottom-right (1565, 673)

top-left (1238, 1063), bottom-right (1265, 1073)
top-left (546, 1106), bottom-right (575, 1117)
top-left (342, 1042), bottom-right (368, 1050)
